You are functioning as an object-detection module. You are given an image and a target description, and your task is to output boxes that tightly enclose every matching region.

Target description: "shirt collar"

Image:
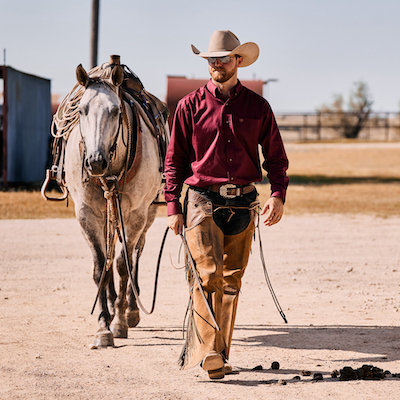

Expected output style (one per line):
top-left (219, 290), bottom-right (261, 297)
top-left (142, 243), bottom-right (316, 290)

top-left (206, 79), bottom-right (243, 99)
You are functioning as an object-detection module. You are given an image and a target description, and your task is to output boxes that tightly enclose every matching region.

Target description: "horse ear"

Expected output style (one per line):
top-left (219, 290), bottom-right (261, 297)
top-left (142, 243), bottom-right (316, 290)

top-left (111, 65), bottom-right (124, 87)
top-left (76, 64), bottom-right (89, 87)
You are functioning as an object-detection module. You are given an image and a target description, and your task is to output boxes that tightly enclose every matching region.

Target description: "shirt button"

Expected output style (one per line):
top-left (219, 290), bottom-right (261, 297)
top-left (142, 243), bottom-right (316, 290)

top-left (230, 177), bottom-right (234, 181)
top-left (227, 139), bottom-right (231, 143)
top-left (229, 158), bottom-right (233, 162)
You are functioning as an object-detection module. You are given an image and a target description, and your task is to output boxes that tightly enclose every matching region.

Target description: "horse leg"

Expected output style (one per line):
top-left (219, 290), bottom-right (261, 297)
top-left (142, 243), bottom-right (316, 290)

top-left (107, 267), bottom-right (117, 320)
top-left (110, 242), bottom-right (134, 338)
top-left (92, 250), bottom-right (115, 348)
top-left (126, 205), bottom-right (158, 327)
top-left (79, 211), bottom-right (115, 348)
top-left (126, 247), bottom-right (140, 328)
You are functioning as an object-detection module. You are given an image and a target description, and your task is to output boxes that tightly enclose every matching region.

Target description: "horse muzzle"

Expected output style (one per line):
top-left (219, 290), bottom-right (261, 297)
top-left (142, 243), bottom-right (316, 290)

top-left (85, 154), bottom-right (110, 177)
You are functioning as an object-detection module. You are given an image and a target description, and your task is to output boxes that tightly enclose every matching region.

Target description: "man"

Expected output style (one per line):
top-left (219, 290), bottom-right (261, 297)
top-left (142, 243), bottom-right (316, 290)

top-left (164, 30), bottom-right (289, 379)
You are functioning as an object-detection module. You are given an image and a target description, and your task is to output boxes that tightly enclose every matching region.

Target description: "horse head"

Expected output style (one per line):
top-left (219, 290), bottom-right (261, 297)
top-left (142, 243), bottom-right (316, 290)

top-left (76, 63), bottom-right (126, 177)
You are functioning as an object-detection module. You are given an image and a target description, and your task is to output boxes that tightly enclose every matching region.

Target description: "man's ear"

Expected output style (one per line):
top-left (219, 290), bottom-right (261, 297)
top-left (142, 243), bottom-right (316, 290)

top-left (236, 56), bottom-right (244, 67)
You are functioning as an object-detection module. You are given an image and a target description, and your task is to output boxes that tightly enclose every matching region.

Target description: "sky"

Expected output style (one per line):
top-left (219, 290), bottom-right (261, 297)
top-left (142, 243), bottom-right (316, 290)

top-left (1, 0), bottom-right (399, 113)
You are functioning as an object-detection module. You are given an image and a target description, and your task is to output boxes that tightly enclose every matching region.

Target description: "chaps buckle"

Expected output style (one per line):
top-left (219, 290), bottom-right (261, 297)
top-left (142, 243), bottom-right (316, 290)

top-left (219, 184), bottom-right (240, 199)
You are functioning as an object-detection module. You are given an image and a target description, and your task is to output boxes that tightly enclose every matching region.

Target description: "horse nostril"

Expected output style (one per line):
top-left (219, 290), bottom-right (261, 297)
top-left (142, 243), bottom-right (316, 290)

top-left (85, 155), bottom-right (108, 176)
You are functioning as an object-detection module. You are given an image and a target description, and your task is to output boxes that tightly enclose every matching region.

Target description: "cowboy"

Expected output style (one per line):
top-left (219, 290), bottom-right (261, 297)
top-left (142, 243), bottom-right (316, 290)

top-left (164, 30), bottom-right (289, 379)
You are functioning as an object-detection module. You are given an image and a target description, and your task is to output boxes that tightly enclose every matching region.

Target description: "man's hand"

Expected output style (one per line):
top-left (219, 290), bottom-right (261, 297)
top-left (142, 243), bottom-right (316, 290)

top-left (167, 214), bottom-right (184, 235)
top-left (260, 196), bottom-right (284, 226)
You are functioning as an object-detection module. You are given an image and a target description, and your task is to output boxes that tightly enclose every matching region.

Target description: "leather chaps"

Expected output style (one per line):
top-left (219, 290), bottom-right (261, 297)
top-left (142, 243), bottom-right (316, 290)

top-left (179, 188), bottom-right (259, 369)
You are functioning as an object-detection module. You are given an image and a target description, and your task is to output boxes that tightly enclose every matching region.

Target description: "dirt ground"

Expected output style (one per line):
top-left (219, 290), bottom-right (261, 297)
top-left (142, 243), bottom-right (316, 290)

top-left (1, 214), bottom-right (400, 399)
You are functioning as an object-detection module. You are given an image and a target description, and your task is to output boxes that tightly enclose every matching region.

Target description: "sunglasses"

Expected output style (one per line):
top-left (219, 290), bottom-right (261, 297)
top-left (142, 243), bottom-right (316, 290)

top-left (207, 56), bottom-right (231, 64)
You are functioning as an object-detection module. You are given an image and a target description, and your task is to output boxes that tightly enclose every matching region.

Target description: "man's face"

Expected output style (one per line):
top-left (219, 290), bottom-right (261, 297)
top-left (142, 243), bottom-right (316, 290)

top-left (208, 56), bottom-right (242, 83)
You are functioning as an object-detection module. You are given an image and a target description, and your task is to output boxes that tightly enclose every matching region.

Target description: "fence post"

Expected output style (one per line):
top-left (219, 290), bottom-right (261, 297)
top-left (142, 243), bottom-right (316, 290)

top-left (303, 114), bottom-right (308, 141)
top-left (385, 112), bottom-right (390, 141)
top-left (317, 112), bottom-right (321, 140)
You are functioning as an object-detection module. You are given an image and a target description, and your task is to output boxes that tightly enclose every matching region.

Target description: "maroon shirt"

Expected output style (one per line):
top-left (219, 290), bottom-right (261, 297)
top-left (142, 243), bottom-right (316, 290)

top-left (164, 80), bottom-right (289, 216)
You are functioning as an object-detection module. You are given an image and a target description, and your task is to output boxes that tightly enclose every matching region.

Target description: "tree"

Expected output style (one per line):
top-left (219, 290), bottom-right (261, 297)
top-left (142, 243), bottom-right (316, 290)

top-left (319, 81), bottom-right (373, 139)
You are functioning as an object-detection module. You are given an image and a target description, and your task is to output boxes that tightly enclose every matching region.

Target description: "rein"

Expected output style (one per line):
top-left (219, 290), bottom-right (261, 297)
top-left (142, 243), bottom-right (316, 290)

top-left (91, 175), bottom-right (168, 316)
top-left (255, 215), bottom-right (288, 323)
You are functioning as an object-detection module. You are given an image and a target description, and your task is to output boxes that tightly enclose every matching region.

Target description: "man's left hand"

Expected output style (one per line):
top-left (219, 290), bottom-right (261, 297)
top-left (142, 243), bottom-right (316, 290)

top-left (260, 196), bottom-right (284, 226)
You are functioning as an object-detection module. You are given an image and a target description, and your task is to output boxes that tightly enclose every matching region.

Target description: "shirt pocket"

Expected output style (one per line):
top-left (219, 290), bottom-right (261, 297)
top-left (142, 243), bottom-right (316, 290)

top-left (232, 115), bottom-right (262, 146)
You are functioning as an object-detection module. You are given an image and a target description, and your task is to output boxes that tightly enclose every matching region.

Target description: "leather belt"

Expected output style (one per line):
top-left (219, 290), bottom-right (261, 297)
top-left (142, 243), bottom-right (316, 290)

top-left (207, 183), bottom-right (255, 199)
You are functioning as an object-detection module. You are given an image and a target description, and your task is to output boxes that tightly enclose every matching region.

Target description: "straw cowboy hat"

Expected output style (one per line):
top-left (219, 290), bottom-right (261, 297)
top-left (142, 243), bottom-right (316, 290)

top-left (191, 30), bottom-right (259, 67)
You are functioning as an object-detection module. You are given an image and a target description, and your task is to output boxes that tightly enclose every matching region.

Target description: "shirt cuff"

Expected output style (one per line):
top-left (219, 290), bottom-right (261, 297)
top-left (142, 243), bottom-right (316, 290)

top-left (167, 201), bottom-right (182, 216)
top-left (271, 190), bottom-right (286, 203)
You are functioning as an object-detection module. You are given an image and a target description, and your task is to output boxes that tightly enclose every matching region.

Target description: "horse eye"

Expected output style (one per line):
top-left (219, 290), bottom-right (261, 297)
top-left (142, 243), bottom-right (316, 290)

top-left (111, 107), bottom-right (120, 117)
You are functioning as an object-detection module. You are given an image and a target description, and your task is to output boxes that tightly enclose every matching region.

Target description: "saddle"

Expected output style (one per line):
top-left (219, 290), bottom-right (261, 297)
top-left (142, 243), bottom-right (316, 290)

top-left (120, 67), bottom-right (170, 176)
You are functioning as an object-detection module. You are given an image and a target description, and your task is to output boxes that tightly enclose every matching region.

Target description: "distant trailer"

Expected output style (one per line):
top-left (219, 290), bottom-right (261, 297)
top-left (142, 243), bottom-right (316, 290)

top-left (0, 66), bottom-right (51, 185)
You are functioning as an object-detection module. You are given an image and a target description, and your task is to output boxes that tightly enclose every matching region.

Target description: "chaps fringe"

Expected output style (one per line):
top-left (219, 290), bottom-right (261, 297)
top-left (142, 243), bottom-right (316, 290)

top-left (178, 257), bottom-right (203, 369)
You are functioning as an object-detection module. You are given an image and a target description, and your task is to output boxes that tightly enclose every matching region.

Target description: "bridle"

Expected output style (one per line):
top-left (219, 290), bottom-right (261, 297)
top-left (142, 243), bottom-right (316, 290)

top-left (78, 79), bottom-right (131, 186)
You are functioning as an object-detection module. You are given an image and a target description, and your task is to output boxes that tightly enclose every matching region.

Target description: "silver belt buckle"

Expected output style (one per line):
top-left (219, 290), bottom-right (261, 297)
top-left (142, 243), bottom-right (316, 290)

top-left (219, 183), bottom-right (239, 199)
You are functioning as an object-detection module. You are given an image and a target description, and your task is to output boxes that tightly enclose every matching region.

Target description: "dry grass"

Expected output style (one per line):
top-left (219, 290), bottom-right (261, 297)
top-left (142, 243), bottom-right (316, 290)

top-left (1, 142), bottom-right (399, 219)
top-left (257, 183), bottom-right (400, 217)
top-left (257, 142), bottom-right (400, 217)
top-left (0, 191), bottom-right (76, 219)
top-left (285, 142), bottom-right (400, 178)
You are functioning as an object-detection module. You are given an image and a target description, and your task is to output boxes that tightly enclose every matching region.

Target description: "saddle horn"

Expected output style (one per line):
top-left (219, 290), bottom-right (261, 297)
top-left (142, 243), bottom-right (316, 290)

top-left (110, 55), bottom-right (124, 87)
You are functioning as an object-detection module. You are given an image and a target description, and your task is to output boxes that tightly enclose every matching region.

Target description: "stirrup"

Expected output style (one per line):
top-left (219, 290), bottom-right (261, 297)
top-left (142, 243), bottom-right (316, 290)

top-left (41, 167), bottom-right (69, 201)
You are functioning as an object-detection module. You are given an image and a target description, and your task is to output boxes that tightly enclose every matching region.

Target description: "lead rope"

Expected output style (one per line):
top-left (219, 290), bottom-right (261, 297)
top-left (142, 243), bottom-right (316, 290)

top-left (90, 176), bottom-right (120, 314)
top-left (256, 215), bottom-right (288, 323)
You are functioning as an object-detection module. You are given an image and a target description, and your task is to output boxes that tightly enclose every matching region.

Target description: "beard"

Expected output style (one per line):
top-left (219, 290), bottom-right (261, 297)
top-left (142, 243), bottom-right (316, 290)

top-left (209, 65), bottom-right (236, 83)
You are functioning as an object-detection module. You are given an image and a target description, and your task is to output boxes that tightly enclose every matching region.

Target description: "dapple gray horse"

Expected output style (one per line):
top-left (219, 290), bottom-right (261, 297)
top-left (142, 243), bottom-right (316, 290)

top-left (62, 60), bottom-right (168, 347)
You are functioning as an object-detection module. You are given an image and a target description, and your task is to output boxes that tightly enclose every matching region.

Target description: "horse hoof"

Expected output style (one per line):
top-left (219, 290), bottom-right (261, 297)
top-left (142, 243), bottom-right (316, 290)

top-left (126, 310), bottom-right (140, 327)
top-left (93, 329), bottom-right (114, 348)
top-left (110, 323), bottom-right (128, 339)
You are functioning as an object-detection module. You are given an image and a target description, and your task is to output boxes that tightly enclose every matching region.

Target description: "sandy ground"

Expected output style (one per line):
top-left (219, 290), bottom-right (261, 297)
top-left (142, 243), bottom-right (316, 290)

top-left (1, 215), bottom-right (400, 399)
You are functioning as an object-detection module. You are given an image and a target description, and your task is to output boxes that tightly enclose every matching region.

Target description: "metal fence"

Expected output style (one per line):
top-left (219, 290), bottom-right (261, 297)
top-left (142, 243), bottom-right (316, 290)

top-left (275, 111), bottom-right (400, 142)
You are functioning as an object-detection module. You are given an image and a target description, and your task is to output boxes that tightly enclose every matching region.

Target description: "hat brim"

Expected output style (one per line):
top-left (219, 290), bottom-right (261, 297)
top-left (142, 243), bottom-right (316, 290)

top-left (191, 42), bottom-right (259, 67)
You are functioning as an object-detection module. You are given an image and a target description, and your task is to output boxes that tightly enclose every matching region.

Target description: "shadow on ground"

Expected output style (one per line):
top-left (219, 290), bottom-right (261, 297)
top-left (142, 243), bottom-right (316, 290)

top-left (236, 324), bottom-right (400, 363)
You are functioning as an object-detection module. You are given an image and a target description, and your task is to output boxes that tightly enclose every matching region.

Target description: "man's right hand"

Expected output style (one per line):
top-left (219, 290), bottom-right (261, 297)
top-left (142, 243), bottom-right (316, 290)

top-left (167, 214), bottom-right (184, 235)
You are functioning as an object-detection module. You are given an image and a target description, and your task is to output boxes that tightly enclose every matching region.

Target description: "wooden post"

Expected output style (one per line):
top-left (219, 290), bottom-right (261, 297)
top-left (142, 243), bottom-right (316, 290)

top-left (90, 0), bottom-right (100, 69)
top-left (385, 112), bottom-right (390, 141)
